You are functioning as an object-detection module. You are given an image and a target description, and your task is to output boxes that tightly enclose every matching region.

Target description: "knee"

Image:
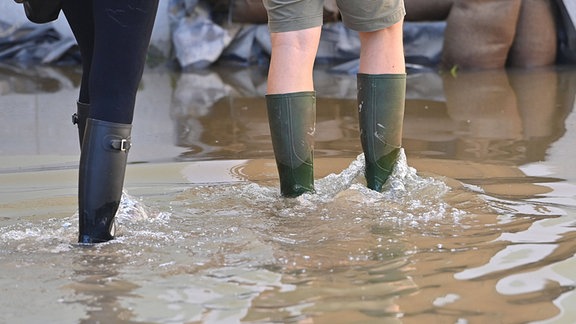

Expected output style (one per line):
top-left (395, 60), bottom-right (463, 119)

top-left (358, 20), bottom-right (404, 44)
top-left (271, 28), bottom-right (321, 51)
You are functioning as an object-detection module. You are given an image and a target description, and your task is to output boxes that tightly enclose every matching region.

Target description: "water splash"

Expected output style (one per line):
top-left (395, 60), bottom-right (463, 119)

top-left (116, 191), bottom-right (171, 225)
top-left (0, 191), bottom-right (168, 250)
top-left (0, 152), bottom-right (464, 253)
top-left (261, 150), bottom-right (464, 227)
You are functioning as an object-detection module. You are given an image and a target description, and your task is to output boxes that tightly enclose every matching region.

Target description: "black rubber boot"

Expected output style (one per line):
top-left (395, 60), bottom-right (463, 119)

top-left (72, 101), bottom-right (90, 148)
top-left (78, 118), bottom-right (131, 244)
top-left (266, 91), bottom-right (316, 197)
top-left (357, 73), bottom-right (406, 192)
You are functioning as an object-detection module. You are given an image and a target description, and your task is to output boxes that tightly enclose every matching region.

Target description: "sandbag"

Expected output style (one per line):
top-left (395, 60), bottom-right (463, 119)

top-left (404, 0), bottom-right (453, 21)
top-left (508, 0), bottom-right (557, 67)
top-left (441, 0), bottom-right (521, 70)
top-left (230, 0), bottom-right (268, 24)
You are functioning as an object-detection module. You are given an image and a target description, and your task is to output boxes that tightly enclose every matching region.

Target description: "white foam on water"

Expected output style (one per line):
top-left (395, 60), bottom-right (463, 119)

top-left (0, 191), bottom-right (171, 250)
top-left (271, 150), bottom-right (465, 226)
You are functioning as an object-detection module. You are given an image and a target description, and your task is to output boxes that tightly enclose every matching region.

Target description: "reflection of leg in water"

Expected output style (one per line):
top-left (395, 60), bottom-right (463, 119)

top-left (358, 74), bottom-right (406, 192)
top-left (71, 253), bottom-right (137, 321)
top-left (266, 92), bottom-right (316, 197)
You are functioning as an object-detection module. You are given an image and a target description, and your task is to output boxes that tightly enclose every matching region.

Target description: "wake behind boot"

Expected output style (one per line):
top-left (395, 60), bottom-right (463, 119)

top-left (266, 91), bottom-right (316, 197)
top-left (72, 101), bottom-right (90, 148)
top-left (78, 118), bottom-right (131, 243)
top-left (357, 73), bottom-right (406, 192)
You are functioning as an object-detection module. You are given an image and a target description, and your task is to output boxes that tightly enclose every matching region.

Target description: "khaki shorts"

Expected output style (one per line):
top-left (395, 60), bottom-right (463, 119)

top-left (263, 0), bottom-right (405, 33)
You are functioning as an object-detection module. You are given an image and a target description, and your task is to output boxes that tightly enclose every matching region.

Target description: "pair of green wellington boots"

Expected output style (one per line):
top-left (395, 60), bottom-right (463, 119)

top-left (73, 102), bottom-right (131, 243)
top-left (267, 73), bottom-right (406, 197)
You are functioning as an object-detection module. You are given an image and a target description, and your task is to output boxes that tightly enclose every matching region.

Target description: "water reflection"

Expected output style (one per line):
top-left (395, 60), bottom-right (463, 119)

top-left (68, 251), bottom-right (139, 323)
top-left (170, 67), bottom-right (361, 162)
top-left (0, 64), bottom-right (575, 323)
top-left (1, 64), bottom-right (573, 167)
top-left (0, 63), bottom-right (81, 95)
top-left (405, 68), bottom-right (573, 167)
top-left (166, 66), bottom-right (576, 170)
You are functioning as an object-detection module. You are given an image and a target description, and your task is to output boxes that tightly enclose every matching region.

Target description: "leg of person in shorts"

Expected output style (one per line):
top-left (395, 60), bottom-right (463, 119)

top-left (263, 0), bottom-right (406, 196)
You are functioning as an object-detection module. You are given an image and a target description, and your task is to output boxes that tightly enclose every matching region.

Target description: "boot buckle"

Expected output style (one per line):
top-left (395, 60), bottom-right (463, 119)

top-left (110, 138), bottom-right (131, 151)
top-left (119, 139), bottom-right (130, 152)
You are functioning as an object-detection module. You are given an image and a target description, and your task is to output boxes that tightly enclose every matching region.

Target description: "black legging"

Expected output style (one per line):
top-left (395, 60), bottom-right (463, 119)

top-left (61, 0), bottom-right (159, 124)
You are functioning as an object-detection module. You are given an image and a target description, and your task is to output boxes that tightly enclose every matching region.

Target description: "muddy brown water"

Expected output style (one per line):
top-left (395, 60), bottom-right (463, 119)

top-left (0, 64), bottom-right (575, 323)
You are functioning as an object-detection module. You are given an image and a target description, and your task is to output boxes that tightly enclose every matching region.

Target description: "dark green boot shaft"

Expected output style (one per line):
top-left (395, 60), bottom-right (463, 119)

top-left (78, 118), bottom-right (131, 243)
top-left (266, 91), bottom-right (316, 197)
top-left (358, 73), bottom-right (406, 192)
top-left (72, 101), bottom-right (90, 148)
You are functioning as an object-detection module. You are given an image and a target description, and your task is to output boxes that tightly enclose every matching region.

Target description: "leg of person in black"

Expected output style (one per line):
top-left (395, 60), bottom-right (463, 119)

top-left (62, 0), bottom-right (93, 147)
top-left (62, 0), bottom-right (159, 243)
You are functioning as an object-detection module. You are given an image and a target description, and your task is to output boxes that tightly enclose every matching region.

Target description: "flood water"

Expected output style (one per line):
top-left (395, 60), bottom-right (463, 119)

top-left (1, 63), bottom-right (575, 323)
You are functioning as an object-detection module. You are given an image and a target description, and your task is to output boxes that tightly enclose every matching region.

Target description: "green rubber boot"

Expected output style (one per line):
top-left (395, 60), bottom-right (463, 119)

top-left (357, 73), bottom-right (406, 192)
top-left (78, 118), bottom-right (131, 243)
top-left (266, 91), bottom-right (316, 197)
top-left (72, 101), bottom-right (90, 148)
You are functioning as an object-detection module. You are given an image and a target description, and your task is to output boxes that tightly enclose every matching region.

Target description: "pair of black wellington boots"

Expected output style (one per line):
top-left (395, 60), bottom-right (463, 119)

top-left (266, 74), bottom-right (406, 197)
